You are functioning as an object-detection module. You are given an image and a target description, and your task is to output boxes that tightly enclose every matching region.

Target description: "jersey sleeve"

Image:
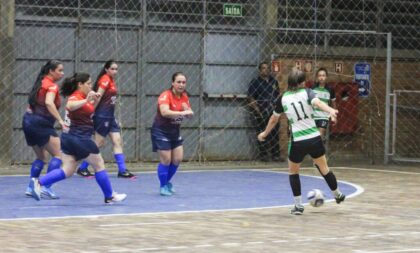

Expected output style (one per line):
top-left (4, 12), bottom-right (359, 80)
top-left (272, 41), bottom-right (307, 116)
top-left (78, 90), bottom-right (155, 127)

top-left (46, 83), bottom-right (58, 94)
top-left (158, 91), bottom-right (170, 106)
top-left (98, 75), bottom-right (111, 90)
top-left (273, 95), bottom-right (283, 116)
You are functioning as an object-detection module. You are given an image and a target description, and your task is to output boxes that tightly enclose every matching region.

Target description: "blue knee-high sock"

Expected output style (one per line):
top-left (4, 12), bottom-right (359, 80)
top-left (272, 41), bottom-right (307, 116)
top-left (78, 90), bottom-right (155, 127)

top-left (167, 163), bottom-right (179, 182)
top-left (114, 153), bottom-right (127, 173)
top-left (45, 157), bottom-right (62, 188)
top-left (78, 160), bottom-right (90, 170)
top-left (30, 159), bottom-right (45, 178)
top-left (95, 170), bottom-right (113, 199)
top-left (157, 163), bottom-right (170, 187)
top-left (39, 169), bottom-right (66, 187)
top-left (47, 157), bottom-right (62, 173)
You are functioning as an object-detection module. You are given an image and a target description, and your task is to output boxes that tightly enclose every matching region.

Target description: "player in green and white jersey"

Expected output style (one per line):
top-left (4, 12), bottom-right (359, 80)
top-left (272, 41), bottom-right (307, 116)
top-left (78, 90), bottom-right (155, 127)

top-left (258, 68), bottom-right (345, 215)
top-left (311, 68), bottom-right (336, 140)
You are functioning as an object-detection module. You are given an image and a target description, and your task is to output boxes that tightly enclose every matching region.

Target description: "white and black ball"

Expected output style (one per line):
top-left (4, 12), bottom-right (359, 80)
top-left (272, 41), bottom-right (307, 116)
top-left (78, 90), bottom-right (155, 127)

top-left (307, 189), bottom-right (325, 207)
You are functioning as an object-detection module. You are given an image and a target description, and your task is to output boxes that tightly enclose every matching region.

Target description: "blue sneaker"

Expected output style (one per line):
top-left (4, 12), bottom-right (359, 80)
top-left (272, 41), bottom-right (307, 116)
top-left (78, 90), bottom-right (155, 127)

top-left (29, 178), bottom-right (41, 201)
top-left (41, 186), bottom-right (59, 199)
top-left (167, 182), bottom-right (176, 193)
top-left (160, 185), bottom-right (172, 196)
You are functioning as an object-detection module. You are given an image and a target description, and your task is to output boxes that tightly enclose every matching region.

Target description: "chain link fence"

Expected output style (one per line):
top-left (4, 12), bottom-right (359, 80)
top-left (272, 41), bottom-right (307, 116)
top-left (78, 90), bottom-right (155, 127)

top-left (0, 0), bottom-right (419, 167)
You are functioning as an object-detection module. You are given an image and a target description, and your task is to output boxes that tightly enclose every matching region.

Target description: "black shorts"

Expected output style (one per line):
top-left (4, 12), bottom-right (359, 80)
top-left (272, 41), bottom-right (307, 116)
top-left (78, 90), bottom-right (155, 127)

top-left (315, 119), bottom-right (329, 129)
top-left (150, 127), bottom-right (183, 152)
top-left (288, 136), bottom-right (325, 163)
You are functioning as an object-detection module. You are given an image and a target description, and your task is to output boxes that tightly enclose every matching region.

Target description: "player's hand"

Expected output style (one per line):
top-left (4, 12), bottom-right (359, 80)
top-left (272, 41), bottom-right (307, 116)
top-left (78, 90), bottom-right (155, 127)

top-left (182, 109), bottom-right (194, 117)
top-left (58, 120), bottom-right (66, 130)
top-left (258, 132), bottom-right (267, 142)
top-left (87, 91), bottom-right (101, 102)
top-left (329, 109), bottom-right (338, 123)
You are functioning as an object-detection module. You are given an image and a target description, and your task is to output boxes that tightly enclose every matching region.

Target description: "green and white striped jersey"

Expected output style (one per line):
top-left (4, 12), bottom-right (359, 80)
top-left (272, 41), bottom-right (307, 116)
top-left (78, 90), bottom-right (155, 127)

top-left (311, 84), bottom-right (335, 120)
top-left (273, 88), bottom-right (320, 142)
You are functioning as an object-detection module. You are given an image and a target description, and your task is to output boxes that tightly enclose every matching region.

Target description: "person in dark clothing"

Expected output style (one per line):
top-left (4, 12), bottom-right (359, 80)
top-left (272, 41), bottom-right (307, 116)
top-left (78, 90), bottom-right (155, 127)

top-left (248, 62), bottom-right (281, 162)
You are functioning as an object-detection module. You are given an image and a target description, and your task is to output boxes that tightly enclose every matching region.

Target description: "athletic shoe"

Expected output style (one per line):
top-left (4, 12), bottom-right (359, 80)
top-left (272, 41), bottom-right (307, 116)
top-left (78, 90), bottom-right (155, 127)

top-left (335, 193), bottom-right (346, 204)
top-left (77, 168), bottom-right (94, 177)
top-left (41, 186), bottom-right (59, 199)
top-left (117, 170), bottom-right (136, 179)
top-left (290, 205), bottom-right (304, 215)
top-left (29, 178), bottom-right (41, 201)
top-left (167, 182), bottom-right (176, 193)
top-left (105, 192), bottom-right (127, 204)
top-left (25, 186), bottom-right (32, 197)
top-left (160, 185), bottom-right (172, 196)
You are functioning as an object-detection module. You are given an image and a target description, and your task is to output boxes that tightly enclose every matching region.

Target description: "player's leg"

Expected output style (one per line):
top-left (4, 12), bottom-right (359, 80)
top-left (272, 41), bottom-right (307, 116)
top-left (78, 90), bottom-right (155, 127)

top-left (157, 149), bottom-right (172, 196)
top-left (167, 145), bottom-right (183, 193)
top-left (312, 155), bottom-right (345, 204)
top-left (29, 153), bottom-right (72, 201)
top-left (76, 132), bottom-right (104, 177)
top-left (288, 141), bottom-right (306, 215)
top-left (40, 135), bottom-right (62, 198)
top-left (86, 153), bottom-right (127, 203)
top-left (25, 146), bottom-right (47, 196)
top-left (109, 131), bottom-right (135, 178)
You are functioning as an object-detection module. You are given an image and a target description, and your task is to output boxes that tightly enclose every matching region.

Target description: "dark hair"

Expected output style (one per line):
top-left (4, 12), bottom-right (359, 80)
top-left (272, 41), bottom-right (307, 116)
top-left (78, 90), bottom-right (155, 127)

top-left (287, 68), bottom-right (306, 90)
top-left (60, 72), bottom-right (91, 97)
top-left (316, 67), bottom-right (328, 77)
top-left (172, 72), bottom-right (185, 82)
top-left (93, 60), bottom-right (117, 92)
top-left (169, 72), bottom-right (186, 90)
top-left (28, 60), bottom-right (62, 107)
top-left (258, 62), bottom-right (269, 71)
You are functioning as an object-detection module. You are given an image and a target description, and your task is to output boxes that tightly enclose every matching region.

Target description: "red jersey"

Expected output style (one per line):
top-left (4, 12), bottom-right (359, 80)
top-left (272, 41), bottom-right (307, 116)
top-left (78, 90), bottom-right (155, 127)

top-left (31, 76), bottom-right (61, 120)
top-left (64, 90), bottom-right (95, 138)
top-left (95, 74), bottom-right (117, 118)
top-left (153, 89), bottom-right (191, 130)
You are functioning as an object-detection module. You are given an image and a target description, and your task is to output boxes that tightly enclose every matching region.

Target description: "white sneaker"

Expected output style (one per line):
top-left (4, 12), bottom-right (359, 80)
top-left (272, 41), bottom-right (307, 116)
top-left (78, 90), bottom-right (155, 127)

top-left (105, 192), bottom-right (127, 204)
top-left (29, 178), bottom-right (41, 201)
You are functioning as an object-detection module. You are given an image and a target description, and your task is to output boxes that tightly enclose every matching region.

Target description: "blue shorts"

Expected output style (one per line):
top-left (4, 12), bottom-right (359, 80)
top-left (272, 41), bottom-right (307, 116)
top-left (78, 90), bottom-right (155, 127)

top-left (151, 127), bottom-right (183, 152)
top-left (61, 133), bottom-right (100, 161)
top-left (93, 116), bottom-right (120, 137)
top-left (22, 112), bottom-right (58, 147)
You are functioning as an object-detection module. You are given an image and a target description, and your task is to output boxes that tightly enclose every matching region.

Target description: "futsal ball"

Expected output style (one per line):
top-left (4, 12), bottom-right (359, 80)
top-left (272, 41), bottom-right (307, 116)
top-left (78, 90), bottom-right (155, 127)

top-left (307, 189), bottom-right (325, 207)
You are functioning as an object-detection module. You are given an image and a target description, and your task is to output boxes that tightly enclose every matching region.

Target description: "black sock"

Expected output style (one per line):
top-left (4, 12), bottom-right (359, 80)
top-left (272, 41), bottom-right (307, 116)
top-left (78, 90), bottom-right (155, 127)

top-left (289, 174), bottom-right (301, 197)
top-left (324, 171), bottom-right (338, 191)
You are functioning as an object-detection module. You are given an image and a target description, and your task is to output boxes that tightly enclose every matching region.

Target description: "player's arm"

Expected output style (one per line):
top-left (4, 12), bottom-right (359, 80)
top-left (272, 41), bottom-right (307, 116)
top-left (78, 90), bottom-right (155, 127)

top-left (258, 113), bottom-right (280, 142)
top-left (67, 91), bottom-right (101, 111)
top-left (45, 91), bottom-right (65, 127)
top-left (93, 81), bottom-right (108, 108)
top-left (312, 98), bottom-right (338, 123)
top-left (258, 95), bottom-right (282, 142)
top-left (159, 104), bottom-right (193, 118)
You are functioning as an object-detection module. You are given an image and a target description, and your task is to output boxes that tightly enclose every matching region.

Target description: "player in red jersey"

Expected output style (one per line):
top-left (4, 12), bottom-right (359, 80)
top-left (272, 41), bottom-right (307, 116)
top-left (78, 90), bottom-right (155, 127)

top-left (151, 72), bottom-right (193, 196)
top-left (23, 60), bottom-right (65, 199)
top-left (28, 72), bottom-right (127, 204)
top-left (76, 60), bottom-right (135, 178)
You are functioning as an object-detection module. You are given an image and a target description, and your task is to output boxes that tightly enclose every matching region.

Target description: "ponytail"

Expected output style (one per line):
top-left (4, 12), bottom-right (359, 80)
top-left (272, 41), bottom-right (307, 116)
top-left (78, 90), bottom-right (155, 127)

top-left (28, 60), bottom-right (62, 107)
top-left (94, 59), bottom-right (116, 92)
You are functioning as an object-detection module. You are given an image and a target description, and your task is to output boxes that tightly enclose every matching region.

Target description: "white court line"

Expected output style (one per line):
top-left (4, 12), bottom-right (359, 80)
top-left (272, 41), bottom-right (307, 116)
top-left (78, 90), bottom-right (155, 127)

top-left (245, 241), bottom-right (264, 245)
top-left (354, 249), bottom-right (420, 253)
top-left (194, 244), bottom-right (214, 248)
top-left (166, 246), bottom-right (188, 250)
top-left (99, 221), bottom-right (191, 227)
top-left (221, 242), bottom-right (241, 247)
top-left (0, 168), bottom-right (366, 221)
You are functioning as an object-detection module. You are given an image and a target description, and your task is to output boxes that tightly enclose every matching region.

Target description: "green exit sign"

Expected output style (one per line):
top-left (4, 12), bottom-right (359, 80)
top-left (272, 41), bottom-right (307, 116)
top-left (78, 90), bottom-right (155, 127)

top-left (223, 4), bottom-right (242, 17)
